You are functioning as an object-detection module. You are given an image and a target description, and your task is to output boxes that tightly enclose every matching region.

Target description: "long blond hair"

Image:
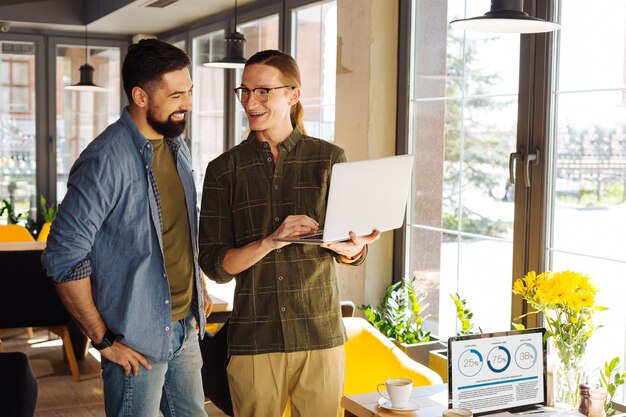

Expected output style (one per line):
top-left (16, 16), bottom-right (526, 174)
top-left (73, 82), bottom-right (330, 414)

top-left (244, 50), bottom-right (306, 136)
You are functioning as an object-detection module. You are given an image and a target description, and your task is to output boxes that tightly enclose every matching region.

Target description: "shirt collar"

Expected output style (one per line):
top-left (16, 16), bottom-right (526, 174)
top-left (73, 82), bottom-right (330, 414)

top-left (120, 106), bottom-right (182, 154)
top-left (246, 126), bottom-right (303, 153)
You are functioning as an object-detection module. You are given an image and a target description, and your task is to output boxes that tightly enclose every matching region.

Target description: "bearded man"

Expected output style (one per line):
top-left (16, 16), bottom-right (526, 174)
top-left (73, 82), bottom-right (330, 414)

top-left (42, 39), bottom-right (211, 417)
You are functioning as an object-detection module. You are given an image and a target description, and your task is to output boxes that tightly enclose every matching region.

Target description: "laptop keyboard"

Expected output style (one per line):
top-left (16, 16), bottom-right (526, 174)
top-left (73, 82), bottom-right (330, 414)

top-left (298, 230), bottom-right (324, 240)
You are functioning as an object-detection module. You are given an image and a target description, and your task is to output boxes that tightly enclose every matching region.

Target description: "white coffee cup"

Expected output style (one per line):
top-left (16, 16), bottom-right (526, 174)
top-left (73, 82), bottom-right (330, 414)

top-left (377, 378), bottom-right (413, 408)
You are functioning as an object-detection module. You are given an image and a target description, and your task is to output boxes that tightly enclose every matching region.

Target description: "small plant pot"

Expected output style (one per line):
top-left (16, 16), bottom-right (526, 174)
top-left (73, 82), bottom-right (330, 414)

top-left (428, 348), bottom-right (448, 382)
top-left (392, 339), bottom-right (447, 366)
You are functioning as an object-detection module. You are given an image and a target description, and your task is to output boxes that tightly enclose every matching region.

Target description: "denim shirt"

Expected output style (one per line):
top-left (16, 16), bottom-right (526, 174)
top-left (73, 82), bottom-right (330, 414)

top-left (42, 107), bottom-right (205, 362)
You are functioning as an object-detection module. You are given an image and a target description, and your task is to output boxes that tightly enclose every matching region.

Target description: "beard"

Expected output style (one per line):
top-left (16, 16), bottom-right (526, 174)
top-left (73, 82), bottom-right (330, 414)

top-left (146, 104), bottom-right (187, 138)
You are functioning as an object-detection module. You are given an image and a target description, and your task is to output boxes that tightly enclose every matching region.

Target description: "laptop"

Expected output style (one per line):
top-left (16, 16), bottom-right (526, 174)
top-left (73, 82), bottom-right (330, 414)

top-left (274, 154), bottom-right (414, 244)
top-left (448, 328), bottom-right (548, 416)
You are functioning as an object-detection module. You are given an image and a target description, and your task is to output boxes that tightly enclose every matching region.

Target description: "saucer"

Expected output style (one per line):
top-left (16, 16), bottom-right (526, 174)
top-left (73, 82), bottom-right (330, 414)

top-left (378, 397), bottom-right (420, 412)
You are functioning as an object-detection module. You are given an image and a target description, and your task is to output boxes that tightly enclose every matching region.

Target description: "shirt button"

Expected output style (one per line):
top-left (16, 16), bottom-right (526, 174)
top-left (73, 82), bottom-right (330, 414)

top-left (276, 249), bottom-right (281, 253)
top-left (278, 276), bottom-right (283, 281)
top-left (263, 143), bottom-right (268, 148)
top-left (145, 165), bottom-right (149, 170)
top-left (165, 300), bottom-right (170, 304)
top-left (267, 157), bottom-right (272, 162)
top-left (274, 217), bottom-right (279, 222)
top-left (274, 185), bottom-right (279, 190)
top-left (165, 326), bottom-right (170, 331)
top-left (281, 307), bottom-right (286, 312)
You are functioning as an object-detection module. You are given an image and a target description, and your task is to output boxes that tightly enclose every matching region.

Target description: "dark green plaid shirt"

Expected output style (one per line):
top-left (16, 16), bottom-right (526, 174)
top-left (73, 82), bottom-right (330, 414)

top-left (199, 127), bottom-right (365, 355)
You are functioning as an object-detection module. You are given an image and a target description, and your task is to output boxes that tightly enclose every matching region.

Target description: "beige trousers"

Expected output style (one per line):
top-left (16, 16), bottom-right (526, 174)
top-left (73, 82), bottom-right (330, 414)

top-left (226, 346), bottom-right (345, 417)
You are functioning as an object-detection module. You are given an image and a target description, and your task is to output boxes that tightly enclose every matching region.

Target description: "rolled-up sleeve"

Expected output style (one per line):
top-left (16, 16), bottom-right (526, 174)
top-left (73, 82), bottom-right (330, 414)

top-left (198, 159), bottom-right (236, 284)
top-left (42, 150), bottom-right (118, 283)
top-left (59, 258), bottom-right (92, 283)
top-left (335, 244), bottom-right (368, 266)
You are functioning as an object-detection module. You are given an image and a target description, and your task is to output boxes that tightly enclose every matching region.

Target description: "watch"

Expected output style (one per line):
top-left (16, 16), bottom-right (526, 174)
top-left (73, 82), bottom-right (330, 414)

top-left (91, 328), bottom-right (118, 350)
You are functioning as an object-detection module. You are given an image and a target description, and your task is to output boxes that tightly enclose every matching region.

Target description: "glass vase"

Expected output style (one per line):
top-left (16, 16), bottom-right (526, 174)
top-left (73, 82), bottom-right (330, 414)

top-left (553, 342), bottom-right (583, 409)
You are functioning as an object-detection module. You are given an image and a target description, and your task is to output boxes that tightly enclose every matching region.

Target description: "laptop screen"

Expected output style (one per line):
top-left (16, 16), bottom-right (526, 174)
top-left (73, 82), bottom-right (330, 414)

top-left (448, 328), bottom-right (547, 416)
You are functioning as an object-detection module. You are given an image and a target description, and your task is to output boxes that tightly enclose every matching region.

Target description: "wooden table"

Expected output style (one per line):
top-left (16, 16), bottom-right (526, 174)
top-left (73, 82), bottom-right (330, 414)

top-left (0, 241), bottom-right (46, 251)
top-left (342, 384), bottom-right (591, 417)
top-left (342, 384), bottom-right (447, 417)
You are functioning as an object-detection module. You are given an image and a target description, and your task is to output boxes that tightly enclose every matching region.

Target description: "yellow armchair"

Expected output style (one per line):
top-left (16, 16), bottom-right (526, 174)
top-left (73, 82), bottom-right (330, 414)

top-left (343, 317), bottom-right (442, 396)
top-left (0, 224), bottom-right (34, 242)
top-left (281, 317), bottom-right (441, 416)
top-left (37, 222), bottom-right (51, 242)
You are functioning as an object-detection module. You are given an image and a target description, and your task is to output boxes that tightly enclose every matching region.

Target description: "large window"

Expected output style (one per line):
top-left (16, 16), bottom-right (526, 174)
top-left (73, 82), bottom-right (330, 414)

top-left (56, 44), bottom-right (121, 200)
top-left (407, 1), bottom-right (519, 338)
top-left (548, 0), bottom-right (626, 388)
top-left (291, 1), bottom-right (337, 140)
top-left (234, 15), bottom-right (280, 142)
top-left (191, 30), bottom-right (226, 200)
top-left (407, 0), bottom-right (626, 399)
top-left (0, 41), bottom-right (36, 222)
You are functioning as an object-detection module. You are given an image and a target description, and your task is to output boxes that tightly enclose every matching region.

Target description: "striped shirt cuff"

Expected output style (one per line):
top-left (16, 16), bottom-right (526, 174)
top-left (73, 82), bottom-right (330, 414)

top-left (60, 258), bottom-right (92, 283)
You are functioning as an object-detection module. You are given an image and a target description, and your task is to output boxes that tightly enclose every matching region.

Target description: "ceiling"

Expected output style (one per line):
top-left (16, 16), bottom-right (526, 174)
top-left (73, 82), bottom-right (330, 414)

top-left (1, 0), bottom-right (258, 36)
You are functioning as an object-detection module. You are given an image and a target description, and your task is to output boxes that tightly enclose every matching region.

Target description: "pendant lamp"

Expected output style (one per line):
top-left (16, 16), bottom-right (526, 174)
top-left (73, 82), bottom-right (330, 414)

top-left (450, 0), bottom-right (560, 34)
top-left (65, 24), bottom-right (106, 92)
top-left (204, 0), bottom-right (247, 68)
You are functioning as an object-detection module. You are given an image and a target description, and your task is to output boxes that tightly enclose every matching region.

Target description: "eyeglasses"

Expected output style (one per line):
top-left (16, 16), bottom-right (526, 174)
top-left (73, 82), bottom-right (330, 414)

top-left (233, 86), bottom-right (295, 103)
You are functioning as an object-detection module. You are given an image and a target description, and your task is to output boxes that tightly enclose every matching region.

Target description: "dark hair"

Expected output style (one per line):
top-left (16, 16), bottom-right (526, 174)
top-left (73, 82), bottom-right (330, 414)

top-left (245, 50), bottom-right (306, 135)
top-left (122, 38), bottom-right (190, 102)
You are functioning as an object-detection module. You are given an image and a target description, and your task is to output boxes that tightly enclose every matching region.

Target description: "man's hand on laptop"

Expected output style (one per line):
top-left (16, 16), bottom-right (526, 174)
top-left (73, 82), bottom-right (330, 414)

top-left (267, 215), bottom-right (320, 248)
top-left (322, 230), bottom-right (381, 262)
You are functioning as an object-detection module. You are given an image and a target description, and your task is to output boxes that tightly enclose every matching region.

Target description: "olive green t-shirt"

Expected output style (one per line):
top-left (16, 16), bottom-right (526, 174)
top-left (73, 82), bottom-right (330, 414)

top-left (149, 138), bottom-right (193, 321)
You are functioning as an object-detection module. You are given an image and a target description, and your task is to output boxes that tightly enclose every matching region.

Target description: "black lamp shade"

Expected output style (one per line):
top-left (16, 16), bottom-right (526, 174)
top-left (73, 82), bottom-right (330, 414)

top-left (204, 31), bottom-right (247, 69)
top-left (450, 0), bottom-right (560, 34)
top-left (65, 63), bottom-right (106, 92)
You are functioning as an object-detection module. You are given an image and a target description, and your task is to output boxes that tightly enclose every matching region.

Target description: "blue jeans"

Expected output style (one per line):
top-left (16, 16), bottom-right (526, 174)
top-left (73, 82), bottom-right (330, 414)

top-left (102, 313), bottom-right (207, 417)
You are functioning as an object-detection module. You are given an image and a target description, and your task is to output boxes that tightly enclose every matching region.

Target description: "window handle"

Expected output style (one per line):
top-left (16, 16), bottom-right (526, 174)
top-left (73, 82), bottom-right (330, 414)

top-left (524, 150), bottom-right (540, 187)
top-left (509, 150), bottom-right (540, 187)
top-left (509, 152), bottom-right (521, 184)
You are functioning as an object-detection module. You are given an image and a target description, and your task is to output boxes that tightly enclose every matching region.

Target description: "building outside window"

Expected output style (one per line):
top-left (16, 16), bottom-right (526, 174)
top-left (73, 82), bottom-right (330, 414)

top-left (234, 15), bottom-right (280, 143)
top-left (0, 41), bottom-right (36, 222)
top-left (291, 0), bottom-right (337, 140)
top-left (56, 44), bottom-right (121, 201)
top-left (191, 30), bottom-right (226, 200)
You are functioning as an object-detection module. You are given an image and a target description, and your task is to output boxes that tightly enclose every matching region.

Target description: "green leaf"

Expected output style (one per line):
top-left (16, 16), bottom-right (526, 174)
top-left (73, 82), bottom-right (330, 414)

top-left (598, 356), bottom-right (625, 413)
top-left (512, 322), bottom-right (526, 330)
top-left (364, 276), bottom-right (432, 344)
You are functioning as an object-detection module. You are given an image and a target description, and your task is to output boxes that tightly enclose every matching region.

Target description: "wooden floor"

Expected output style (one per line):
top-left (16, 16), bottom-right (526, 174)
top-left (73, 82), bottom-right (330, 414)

top-left (1, 328), bottom-right (228, 417)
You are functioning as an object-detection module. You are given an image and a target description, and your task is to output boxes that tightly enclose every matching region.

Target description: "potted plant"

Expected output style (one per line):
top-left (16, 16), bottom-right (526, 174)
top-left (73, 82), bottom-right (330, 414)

top-left (359, 276), bottom-right (446, 366)
top-left (40, 195), bottom-right (57, 223)
top-left (428, 293), bottom-right (483, 382)
top-left (37, 195), bottom-right (57, 241)
top-left (0, 199), bottom-right (25, 224)
top-left (599, 357), bottom-right (626, 416)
